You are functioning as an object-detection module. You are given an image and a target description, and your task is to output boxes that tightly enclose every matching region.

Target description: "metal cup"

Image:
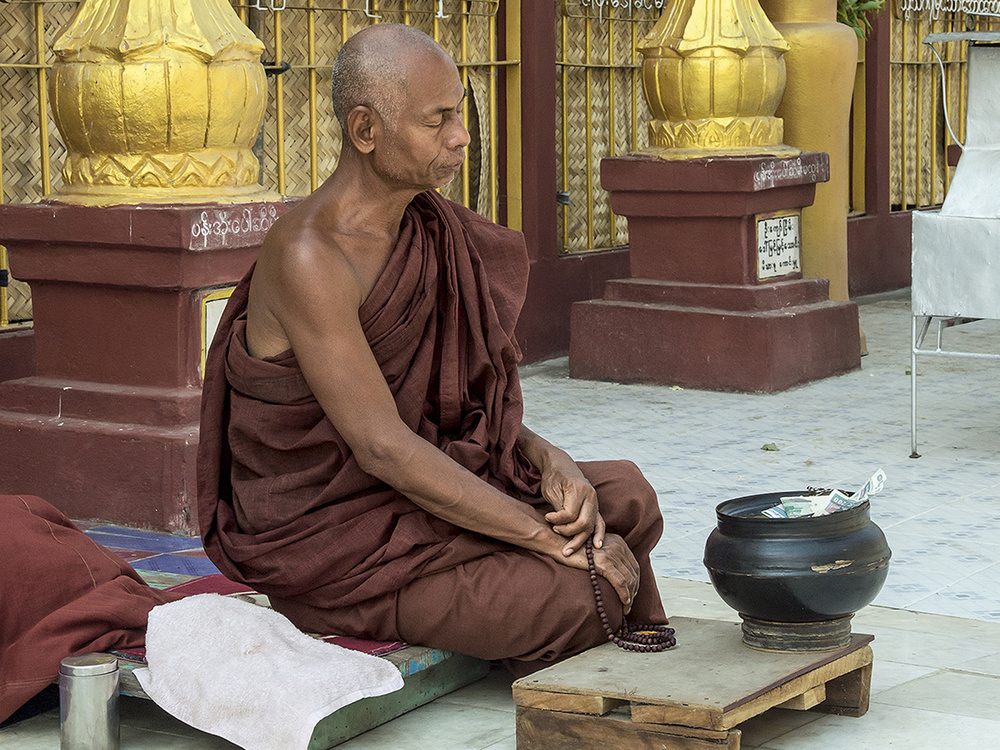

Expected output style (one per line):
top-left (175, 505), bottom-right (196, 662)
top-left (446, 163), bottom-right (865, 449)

top-left (59, 653), bottom-right (120, 750)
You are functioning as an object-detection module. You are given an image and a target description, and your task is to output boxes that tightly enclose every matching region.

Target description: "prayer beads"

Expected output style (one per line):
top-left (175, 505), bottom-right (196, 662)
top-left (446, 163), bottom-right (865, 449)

top-left (586, 537), bottom-right (676, 653)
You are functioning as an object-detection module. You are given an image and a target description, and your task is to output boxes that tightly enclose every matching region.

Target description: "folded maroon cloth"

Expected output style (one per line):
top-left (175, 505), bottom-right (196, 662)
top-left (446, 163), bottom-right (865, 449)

top-left (0, 494), bottom-right (183, 724)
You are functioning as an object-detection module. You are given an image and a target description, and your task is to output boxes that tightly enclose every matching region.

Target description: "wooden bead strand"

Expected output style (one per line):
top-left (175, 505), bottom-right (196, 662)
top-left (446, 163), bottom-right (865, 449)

top-left (586, 537), bottom-right (676, 652)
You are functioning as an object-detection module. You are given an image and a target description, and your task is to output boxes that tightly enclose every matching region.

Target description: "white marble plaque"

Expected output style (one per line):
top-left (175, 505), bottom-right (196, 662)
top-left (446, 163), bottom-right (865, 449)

top-left (757, 213), bottom-right (801, 280)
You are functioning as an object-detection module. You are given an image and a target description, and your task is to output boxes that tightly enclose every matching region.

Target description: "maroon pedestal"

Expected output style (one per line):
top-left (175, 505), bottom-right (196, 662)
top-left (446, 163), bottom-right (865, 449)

top-left (570, 153), bottom-right (860, 393)
top-left (0, 200), bottom-right (288, 533)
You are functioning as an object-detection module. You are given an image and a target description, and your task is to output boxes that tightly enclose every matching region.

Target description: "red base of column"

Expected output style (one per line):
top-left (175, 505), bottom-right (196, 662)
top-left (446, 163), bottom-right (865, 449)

top-left (0, 200), bottom-right (289, 532)
top-left (0, 327), bottom-right (35, 382)
top-left (570, 278), bottom-right (860, 393)
top-left (0, 377), bottom-right (199, 533)
top-left (570, 153), bottom-right (861, 393)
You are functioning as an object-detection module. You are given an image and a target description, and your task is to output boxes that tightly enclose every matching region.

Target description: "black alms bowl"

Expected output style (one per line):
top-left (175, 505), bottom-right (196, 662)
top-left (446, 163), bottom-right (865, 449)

top-left (703, 491), bottom-right (891, 624)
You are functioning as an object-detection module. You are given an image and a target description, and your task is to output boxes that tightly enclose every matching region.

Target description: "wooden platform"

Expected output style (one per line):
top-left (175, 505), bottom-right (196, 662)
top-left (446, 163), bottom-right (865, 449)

top-left (513, 617), bottom-right (873, 750)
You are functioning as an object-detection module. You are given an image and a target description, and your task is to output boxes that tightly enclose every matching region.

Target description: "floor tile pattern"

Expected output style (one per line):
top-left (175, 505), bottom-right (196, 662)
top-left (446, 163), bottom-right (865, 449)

top-left (81, 525), bottom-right (221, 586)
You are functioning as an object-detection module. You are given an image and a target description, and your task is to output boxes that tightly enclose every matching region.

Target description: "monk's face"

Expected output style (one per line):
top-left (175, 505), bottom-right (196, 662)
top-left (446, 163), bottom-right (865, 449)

top-left (373, 50), bottom-right (470, 191)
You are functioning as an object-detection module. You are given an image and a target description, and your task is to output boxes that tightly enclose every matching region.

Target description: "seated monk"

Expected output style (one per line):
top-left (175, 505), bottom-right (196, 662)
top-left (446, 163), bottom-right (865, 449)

top-left (198, 22), bottom-right (669, 674)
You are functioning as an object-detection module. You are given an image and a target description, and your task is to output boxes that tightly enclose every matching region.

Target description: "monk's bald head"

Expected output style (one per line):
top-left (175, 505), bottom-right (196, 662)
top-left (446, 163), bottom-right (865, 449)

top-left (331, 24), bottom-right (451, 138)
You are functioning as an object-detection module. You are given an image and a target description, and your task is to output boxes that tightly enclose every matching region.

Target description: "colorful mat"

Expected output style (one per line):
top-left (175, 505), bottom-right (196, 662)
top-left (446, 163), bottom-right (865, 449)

top-left (80, 523), bottom-right (407, 660)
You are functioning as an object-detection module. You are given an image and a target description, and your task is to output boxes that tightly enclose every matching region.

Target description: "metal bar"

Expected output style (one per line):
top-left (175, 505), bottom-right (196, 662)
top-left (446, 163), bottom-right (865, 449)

top-left (944, 31), bottom-right (956, 193)
top-left (929, 16), bottom-right (938, 205)
top-left (585, 13), bottom-right (594, 250)
top-left (959, 38), bottom-right (968, 150)
top-left (900, 20), bottom-right (908, 209)
top-left (275, 9), bottom-right (286, 194)
top-left (631, 16), bottom-right (638, 150)
top-left (555, 61), bottom-right (640, 70)
top-left (36, 2), bottom-right (50, 197)
top-left (308, 0), bottom-right (319, 191)
top-left (488, 10), bottom-right (498, 223)
top-left (608, 12), bottom-right (616, 242)
top-left (910, 315), bottom-right (923, 457)
top-left (504, 0), bottom-right (522, 232)
top-left (232, 3), bottom-right (499, 18)
top-left (916, 14), bottom-right (924, 206)
top-left (461, 1), bottom-right (471, 207)
top-left (0, 63), bottom-right (53, 70)
top-left (342, 0), bottom-right (349, 62)
top-left (0, 246), bottom-right (8, 328)
top-left (454, 59), bottom-right (520, 67)
top-left (850, 40), bottom-right (866, 212)
top-left (404, 0), bottom-right (410, 26)
top-left (915, 348), bottom-right (1000, 360)
top-left (560, 12), bottom-right (569, 251)
top-left (0, 67), bottom-right (4, 206)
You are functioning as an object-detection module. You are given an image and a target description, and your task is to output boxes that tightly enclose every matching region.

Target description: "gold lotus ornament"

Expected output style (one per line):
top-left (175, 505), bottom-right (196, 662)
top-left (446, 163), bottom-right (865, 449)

top-left (48, 0), bottom-right (279, 205)
top-left (639, 0), bottom-right (799, 158)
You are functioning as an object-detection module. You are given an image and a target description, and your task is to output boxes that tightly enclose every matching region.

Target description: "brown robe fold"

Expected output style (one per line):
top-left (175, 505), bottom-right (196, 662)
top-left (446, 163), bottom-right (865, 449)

top-left (0, 494), bottom-right (182, 724)
top-left (198, 191), bottom-right (666, 667)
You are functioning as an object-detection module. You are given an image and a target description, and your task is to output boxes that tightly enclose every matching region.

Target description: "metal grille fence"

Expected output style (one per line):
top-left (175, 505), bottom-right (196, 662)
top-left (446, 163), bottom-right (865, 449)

top-left (556, 0), bottom-right (663, 254)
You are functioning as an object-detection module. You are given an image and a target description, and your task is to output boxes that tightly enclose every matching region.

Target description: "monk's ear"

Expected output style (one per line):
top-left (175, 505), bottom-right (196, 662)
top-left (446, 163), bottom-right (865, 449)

top-left (346, 105), bottom-right (379, 154)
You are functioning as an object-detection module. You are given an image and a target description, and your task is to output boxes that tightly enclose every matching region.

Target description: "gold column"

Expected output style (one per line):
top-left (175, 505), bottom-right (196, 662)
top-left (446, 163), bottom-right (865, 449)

top-left (758, 0), bottom-right (858, 305)
top-left (48, 0), bottom-right (280, 205)
top-left (638, 0), bottom-right (797, 159)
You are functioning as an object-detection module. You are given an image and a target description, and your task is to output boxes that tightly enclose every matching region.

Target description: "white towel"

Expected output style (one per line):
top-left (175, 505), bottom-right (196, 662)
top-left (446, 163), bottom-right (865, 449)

top-left (134, 594), bottom-right (404, 750)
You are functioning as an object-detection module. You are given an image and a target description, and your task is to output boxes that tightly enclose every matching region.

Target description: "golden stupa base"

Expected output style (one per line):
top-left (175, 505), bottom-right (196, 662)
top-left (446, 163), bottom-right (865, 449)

top-left (44, 185), bottom-right (283, 207)
top-left (638, 143), bottom-right (802, 161)
top-left (646, 115), bottom-right (794, 154)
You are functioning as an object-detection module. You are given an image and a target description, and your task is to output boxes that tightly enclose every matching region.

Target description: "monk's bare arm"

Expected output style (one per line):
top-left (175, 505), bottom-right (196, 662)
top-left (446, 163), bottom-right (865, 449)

top-left (251, 235), bottom-right (583, 567)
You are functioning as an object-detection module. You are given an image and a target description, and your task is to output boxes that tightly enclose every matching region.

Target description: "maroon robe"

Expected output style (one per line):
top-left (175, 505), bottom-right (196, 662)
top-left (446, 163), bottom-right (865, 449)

top-left (198, 191), bottom-right (665, 669)
top-left (0, 495), bottom-right (182, 724)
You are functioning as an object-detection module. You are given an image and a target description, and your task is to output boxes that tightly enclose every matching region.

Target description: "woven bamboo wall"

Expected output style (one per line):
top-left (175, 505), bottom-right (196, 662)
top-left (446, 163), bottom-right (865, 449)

top-left (556, 0), bottom-right (662, 254)
top-left (0, 0), bottom-right (77, 322)
top-left (889, 1), bottom-right (1000, 209)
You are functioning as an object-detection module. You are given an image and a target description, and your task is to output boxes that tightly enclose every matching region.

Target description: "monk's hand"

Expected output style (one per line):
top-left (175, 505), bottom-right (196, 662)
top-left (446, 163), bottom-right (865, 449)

top-left (541, 456), bottom-right (606, 556)
top-left (594, 534), bottom-right (640, 614)
top-left (561, 533), bottom-right (639, 615)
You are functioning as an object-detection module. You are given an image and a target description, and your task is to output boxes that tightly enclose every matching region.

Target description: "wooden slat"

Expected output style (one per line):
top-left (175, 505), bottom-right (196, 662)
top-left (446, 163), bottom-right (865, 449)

top-left (629, 702), bottom-right (721, 731)
top-left (813, 661), bottom-right (873, 718)
top-left (516, 706), bottom-right (740, 750)
top-left (776, 684), bottom-right (826, 711)
top-left (630, 645), bottom-right (873, 730)
top-left (512, 686), bottom-right (625, 716)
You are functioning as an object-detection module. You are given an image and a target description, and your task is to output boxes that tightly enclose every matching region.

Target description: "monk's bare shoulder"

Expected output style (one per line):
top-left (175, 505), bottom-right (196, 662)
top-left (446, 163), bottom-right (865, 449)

top-left (246, 199), bottom-right (362, 360)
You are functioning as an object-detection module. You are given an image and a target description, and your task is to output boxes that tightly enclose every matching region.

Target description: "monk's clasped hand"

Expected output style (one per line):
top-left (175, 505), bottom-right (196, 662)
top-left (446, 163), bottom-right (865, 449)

top-left (589, 534), bottom-right (640, 614)
top-left (540, 456), bottom-right (606, 556)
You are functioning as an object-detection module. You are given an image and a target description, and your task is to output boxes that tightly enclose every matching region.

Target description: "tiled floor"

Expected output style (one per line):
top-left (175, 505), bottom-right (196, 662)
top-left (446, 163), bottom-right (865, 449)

top-left (76, 523), bottom-right (223, 586)
top-left (5, 294), bottom-right (1000, 749)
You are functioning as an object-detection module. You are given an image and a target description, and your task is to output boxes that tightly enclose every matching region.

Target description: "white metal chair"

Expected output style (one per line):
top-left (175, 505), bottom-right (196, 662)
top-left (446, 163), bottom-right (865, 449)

top-left (910, 32), bottom-right (1000, 456)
